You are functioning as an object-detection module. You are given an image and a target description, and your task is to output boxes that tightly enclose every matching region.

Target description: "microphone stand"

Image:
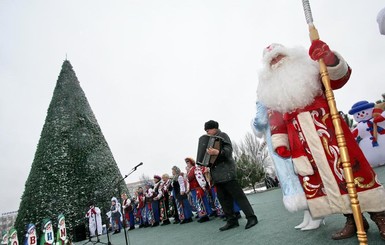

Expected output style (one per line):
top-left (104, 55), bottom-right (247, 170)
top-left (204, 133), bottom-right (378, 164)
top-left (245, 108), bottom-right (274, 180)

top-left (114, 163), bottom-right (143, 245)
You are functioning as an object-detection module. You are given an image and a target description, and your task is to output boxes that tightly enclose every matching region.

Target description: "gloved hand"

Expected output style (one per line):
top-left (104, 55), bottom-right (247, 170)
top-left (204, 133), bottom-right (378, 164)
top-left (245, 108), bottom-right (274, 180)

top-left (374, 114), bottom-right (385, 123)
top-left (309, 40), bottom-right (337, 66)
top-left (275, 146), bottom-right (291, 158)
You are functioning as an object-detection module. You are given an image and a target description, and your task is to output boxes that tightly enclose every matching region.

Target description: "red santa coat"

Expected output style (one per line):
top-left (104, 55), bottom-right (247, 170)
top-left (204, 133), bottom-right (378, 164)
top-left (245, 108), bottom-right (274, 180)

top-left (268, 58), bottom-right (385, 218)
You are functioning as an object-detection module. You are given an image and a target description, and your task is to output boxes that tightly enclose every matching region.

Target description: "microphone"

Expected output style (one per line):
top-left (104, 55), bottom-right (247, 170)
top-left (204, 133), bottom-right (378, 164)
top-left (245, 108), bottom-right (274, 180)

top-left (133, 162), bottom-right (143, 170)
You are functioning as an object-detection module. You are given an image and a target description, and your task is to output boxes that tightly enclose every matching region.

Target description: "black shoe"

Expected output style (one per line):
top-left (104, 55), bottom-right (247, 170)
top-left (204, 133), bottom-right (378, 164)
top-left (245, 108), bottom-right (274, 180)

top-left (129, 226), bottom-right (135, 230)
top-left (197, 216), bottom-right (210, 223)
top-left (113, 230), bottom-right (120, 234)
top-left (138, 224), bottom-right (144, 228)
top-left (209, 212), bottom-right (218, 217)
top-left (219, 221), bottom-right (239, 231)
top-left (161, 220), bottom-right (171, 226)
top-left (245, 216), bottom-right (258, 229)
top-left (180, 218), bottom-right (193, 224)
top-left (151, 222), bottom-right (159, 227)
top-left (173, 220), bottom-right (180, 224)
top-left (235, 212), bottom-right (242, 219)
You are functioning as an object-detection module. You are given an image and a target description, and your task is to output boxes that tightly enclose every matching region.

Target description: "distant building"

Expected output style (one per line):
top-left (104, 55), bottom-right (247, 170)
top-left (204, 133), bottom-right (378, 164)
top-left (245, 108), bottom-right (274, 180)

top-left (0, 211), bottom-right (18, 231)
top-left (126, 180), bottom-right (149, 198)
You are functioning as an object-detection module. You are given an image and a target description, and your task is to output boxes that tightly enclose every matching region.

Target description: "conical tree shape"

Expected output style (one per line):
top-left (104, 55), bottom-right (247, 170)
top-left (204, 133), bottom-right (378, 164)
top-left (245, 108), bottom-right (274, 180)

top-left (15, 60), bottom-right (127, 241)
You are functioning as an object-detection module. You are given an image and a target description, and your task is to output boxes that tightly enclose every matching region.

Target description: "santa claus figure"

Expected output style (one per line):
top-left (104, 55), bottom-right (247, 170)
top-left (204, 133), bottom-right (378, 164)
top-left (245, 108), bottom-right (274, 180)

top-left (8, 228), bottom-right (18, 245)
top-left (348, 100), bottom-right (385, 168)
top-left (39, 219), bottom-right (54, 245)
top-left (257, 40), bottom-right (385, 240)
top-left (56, 214), bottom-right (68, 245)
top-left (24, 224), bottom-right (37, 245)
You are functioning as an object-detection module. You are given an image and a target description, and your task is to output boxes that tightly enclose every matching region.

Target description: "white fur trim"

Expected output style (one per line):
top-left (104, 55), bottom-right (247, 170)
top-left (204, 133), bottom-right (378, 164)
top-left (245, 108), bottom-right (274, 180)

top-left (327, 51), bottom-right (349, 81)
top-left (297, 112), bottom-right (343, 212)
top-left (308, 186), bottom-right (385, 218)
top-left (283, 193), bottom-right (308, 213)
top-left (271, 133), bottom-right (289, 150)
top-left (292, 156), bottom-right (314, 176)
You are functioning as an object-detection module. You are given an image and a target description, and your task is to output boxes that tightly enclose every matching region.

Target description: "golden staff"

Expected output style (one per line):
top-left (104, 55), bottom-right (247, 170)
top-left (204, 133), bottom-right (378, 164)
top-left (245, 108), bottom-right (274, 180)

top-left (301, 1), bottom-right (367, 244)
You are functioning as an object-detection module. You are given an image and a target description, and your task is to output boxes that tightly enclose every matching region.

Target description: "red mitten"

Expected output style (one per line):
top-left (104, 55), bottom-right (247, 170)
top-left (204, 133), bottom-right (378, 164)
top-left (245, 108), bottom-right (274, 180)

top-left (309, 40), bottom-right (336, 66)
top-left (374, 115), bottom-right (385, 123)
top-left (275, 146), bottom-right (291, 158)
top-left (91, 208), bottom-right (96, 214)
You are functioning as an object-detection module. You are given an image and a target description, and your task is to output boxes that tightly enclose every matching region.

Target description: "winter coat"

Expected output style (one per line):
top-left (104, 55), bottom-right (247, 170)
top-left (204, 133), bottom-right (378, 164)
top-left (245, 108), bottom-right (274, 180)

top-left (210, 129), bottom-right (237, 184)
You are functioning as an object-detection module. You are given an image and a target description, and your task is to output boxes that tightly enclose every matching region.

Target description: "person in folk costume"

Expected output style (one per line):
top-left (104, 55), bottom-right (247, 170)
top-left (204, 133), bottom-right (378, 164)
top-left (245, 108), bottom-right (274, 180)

top-left (135, 187), bottom-right (146, 228)
top-left (56, 214), bottom-right (68, 245)
top-left (8, 228), bottom-right (18, 245)
top-left (183, 166), bottom-right (197, 215)
top-left (150, 175), bottom-right (163, 227)
top-left (159, 173), bottom-right (172, 226)
top-left (202, 167), bottom-right (224, 218)
top-left (85, 201), bottom-right (102, 237)
top-left (121, 193), bottom-right (135, 230)
top-left (185, 157), bottom-right (213, 223)
top-left (143, 182), bottom-right (156, 227)
top-left (171, 166), bottom-right (193, 224)
top-left (257, 40), bottom-right (385, 240)
top-left (23, 224), bottom-right (37, 245)
top-left (166, 177), bottom-right (181, 224)
top-left (39, 219), bottom-right (54, 245)
top-left (1, 230), bottom-right (9, 245)
top-left (110, 197), bottom-right (122, 233)
top-left (253, 102), bottom-right (323, 230)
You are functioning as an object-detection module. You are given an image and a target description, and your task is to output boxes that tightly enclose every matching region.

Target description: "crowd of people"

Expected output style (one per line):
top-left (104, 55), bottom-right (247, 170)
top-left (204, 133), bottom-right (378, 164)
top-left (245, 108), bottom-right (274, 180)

top-left (86, 120), bottom-right (258, 237)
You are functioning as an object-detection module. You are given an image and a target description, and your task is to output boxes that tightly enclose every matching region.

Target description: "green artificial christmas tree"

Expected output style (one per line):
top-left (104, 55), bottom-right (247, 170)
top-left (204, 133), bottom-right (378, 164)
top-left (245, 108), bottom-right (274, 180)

top-left (15, 60), bottom-right (127, 241)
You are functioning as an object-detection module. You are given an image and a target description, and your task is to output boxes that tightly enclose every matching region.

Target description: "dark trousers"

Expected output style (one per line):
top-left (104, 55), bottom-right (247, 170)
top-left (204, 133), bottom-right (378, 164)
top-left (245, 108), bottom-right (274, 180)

top-left (216, 180), bottom-right (256, 221)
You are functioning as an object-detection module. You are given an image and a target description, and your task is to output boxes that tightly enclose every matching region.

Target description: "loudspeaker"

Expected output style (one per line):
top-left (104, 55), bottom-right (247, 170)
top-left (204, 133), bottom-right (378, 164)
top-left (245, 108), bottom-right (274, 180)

top-left (72, 224), bottom-right (87, 242)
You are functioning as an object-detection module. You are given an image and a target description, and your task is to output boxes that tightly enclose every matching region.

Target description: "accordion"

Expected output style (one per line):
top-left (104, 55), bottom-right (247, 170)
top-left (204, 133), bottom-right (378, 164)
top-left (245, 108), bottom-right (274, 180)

top-left (196, 134), bottom-right (222, 167)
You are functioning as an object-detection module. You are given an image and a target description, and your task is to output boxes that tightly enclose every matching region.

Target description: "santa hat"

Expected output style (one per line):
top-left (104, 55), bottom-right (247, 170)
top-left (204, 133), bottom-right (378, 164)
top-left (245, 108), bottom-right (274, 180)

top-left (1, 230), bottom-right (7, 239)
top-left (26, 223), bottom-right (35, 234)
top-left (41, 219), bottom-right (52, 229)
top-left (8, 228), bottom-right (17, 237)
top-left (58, 214), bottom-right (65, 223)
top-left (348, 101), bottom-right (375, 115)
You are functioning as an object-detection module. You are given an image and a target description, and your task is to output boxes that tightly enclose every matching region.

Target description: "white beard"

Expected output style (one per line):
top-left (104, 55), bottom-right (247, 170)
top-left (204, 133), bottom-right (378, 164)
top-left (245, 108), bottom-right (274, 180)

top-left (257, 46), bottom-right (322, 114)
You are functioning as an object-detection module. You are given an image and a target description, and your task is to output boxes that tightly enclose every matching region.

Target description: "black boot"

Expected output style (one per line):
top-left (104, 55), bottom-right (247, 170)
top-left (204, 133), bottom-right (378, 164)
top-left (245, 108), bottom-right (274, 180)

top-left (245, 216), bottom-right (258, 229)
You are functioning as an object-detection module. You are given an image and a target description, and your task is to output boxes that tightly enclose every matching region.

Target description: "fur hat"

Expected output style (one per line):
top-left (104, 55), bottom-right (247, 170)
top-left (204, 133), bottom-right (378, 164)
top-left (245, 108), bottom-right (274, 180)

top-left (204, 120), bottom-right (219, 130)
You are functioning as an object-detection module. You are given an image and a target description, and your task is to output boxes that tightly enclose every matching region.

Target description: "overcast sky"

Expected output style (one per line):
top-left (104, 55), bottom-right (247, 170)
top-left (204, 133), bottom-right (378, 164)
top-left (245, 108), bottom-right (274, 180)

top-left (1, 1), bottom-right (385, 214)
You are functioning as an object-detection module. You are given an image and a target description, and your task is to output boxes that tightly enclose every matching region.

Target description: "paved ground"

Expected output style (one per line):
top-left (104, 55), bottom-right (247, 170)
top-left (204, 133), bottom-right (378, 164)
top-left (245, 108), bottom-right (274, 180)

top-left (77, 166), bottom-right (385, 245)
